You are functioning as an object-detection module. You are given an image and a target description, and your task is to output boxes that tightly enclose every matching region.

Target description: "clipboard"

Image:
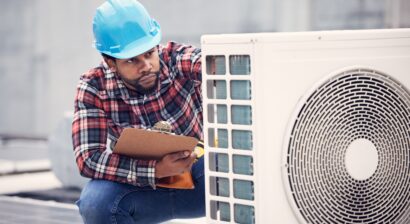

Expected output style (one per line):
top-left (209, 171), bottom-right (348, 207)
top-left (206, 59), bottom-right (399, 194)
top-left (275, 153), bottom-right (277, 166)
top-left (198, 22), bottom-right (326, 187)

top-left (113, 128), bottom-right (199, 189)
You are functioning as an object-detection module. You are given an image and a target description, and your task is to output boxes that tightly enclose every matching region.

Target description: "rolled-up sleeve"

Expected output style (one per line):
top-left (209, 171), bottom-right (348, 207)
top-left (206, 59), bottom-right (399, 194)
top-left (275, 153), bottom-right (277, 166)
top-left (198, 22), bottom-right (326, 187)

top-left (166, 42), bottom-right (202, 86)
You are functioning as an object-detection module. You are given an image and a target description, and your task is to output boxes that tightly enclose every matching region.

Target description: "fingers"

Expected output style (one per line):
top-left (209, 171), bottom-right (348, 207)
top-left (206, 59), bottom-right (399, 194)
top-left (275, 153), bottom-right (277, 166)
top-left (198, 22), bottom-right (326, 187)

top-left (172, 152), bottom-right (196, 172)
top-left (165, 150), bottom-right (191, 162)
top-left (175, 152), bottom-right (195, 166)
top-left (157, 151), bottom-right (198, 178)
top-left (182, 152), bottom-right (197, 171)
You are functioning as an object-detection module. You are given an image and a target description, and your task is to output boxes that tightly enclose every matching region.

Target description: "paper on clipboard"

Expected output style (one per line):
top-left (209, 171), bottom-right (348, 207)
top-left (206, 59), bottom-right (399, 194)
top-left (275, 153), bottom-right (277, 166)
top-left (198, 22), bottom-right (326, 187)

top-left (113, 128), bottom-right (199, 189)
top-left (113, 128), bottom-right (199, 160)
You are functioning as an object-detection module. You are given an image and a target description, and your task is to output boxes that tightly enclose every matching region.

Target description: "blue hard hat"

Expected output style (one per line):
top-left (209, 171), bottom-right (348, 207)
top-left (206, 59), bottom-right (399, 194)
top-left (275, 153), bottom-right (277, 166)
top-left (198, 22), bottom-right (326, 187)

top-left (93, 0), bottom-right (162, 59)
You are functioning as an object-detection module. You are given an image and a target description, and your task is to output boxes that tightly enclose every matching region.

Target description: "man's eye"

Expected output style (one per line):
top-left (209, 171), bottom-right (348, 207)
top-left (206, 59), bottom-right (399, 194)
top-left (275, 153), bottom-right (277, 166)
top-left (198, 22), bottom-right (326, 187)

top-left (126, 59), bottom-right (133, 63)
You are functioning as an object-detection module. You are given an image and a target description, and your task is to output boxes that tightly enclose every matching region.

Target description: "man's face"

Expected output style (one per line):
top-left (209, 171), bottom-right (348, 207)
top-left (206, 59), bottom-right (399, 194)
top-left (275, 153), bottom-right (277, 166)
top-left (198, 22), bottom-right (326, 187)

top-left (107, 47), bottom-right (161, 94)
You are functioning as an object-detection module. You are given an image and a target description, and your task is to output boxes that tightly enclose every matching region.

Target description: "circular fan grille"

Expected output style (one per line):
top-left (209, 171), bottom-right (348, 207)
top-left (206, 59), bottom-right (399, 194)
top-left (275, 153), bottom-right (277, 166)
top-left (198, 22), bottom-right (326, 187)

top-left (285, 69), bottom-right (410, 224)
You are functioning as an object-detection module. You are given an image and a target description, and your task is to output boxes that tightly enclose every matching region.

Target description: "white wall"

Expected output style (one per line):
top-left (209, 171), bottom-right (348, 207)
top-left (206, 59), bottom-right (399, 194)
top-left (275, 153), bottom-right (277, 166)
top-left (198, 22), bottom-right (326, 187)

top-left (45, 0), bottom-right (103, 136)
top-left (0, 0), bottom-right (47, 135)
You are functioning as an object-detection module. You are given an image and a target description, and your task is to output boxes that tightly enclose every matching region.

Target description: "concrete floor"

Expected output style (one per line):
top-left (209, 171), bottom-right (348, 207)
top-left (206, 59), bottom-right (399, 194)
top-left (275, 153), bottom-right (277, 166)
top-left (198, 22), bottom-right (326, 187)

top-left (0, 140), bottom-right (206, 224)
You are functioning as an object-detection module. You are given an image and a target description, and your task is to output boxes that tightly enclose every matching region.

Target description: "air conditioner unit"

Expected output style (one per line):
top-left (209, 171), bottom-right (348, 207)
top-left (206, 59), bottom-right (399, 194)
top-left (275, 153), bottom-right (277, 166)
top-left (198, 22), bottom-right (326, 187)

top-left (201, 29), bottom-right (410, 223)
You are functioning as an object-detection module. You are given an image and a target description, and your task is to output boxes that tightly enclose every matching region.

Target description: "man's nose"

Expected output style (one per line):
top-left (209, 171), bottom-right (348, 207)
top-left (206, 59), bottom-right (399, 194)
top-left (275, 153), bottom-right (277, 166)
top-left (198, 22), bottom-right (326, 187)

top-left (140, 59), bottom-right (152, 73)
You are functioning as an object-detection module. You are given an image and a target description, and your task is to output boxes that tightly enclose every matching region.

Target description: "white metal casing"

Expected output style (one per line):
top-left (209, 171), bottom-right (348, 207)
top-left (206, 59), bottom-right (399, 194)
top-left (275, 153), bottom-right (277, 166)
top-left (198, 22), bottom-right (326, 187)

top-left (201, 29), bottom-right (410, 223)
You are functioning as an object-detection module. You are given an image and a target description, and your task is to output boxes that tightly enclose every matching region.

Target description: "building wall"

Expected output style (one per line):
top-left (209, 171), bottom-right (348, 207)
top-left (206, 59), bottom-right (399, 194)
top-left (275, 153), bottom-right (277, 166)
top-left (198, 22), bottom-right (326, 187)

top-left (0, 0), bottom-right (102, 136)
top-left (385, 0), bottom-right (410, 28)
top-left (311, 0), bottom-right (386, 30)
top-left (0, 0), bottom-right (43, 135)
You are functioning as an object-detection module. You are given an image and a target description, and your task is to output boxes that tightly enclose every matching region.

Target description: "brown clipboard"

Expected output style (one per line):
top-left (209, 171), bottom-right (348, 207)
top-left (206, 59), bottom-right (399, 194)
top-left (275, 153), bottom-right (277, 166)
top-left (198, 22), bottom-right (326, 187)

top-left (113, 128), bottom-right (199, 189)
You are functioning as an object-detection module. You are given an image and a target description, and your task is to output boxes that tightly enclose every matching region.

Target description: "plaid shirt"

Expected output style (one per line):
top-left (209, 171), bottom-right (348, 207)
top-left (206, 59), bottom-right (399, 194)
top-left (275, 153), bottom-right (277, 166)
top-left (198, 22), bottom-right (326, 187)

top-left (72, 42), bottom-right (202, 188)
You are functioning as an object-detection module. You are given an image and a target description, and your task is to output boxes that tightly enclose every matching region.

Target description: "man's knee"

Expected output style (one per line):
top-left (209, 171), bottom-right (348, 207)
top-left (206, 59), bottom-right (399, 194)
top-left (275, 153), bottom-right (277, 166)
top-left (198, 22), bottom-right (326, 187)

top-left (77, 197), bottom-right (112, 223)
top-left (77, 191), bottom-right (114, 223)
top-left (76, 180), bottom-right (127, 224)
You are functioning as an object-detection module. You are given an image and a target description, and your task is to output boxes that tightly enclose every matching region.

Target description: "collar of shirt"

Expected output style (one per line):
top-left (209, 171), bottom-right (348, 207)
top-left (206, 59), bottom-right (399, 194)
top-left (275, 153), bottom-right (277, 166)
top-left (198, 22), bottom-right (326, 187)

top-left (100, 52), bottom-right (171, 104)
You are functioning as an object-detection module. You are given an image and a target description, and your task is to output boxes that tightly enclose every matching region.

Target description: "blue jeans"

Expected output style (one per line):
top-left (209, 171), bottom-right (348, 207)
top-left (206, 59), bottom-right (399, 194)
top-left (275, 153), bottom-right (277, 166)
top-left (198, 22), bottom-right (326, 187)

top-left (76, 157), bottom-right (205, 224)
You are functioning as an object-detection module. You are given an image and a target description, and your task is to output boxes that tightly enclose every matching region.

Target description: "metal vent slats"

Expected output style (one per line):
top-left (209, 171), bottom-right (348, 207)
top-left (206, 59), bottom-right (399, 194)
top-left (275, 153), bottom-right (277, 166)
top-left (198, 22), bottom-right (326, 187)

top-left (286, 69), bottom-right (410, 224)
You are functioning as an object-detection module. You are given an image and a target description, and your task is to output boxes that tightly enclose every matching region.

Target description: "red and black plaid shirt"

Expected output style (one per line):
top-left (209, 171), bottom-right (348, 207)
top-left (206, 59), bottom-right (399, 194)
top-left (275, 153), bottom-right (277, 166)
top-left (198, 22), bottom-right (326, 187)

top-left (72, 42), bottom-right (202, 188)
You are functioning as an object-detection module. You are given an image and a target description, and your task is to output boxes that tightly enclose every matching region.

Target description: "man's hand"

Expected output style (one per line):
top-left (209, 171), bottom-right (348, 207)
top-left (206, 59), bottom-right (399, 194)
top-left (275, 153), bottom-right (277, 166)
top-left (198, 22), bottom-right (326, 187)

top-left (155, 151), bottom-right (197, 178)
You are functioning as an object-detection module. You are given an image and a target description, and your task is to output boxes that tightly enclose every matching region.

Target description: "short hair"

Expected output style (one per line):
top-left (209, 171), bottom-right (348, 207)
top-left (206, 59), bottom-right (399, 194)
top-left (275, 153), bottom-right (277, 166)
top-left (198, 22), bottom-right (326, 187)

top-left (101, 53), bottom-right (116, 61)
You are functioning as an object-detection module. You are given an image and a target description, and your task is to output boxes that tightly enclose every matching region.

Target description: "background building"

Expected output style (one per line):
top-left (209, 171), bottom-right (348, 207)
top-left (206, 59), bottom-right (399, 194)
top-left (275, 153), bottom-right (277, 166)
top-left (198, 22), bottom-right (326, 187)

top-left (0, 0), bottom-right (409, 137)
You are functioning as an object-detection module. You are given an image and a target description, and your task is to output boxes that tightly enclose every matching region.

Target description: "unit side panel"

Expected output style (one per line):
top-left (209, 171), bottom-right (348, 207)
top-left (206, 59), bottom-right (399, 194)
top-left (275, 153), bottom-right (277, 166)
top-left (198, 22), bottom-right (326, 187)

top-left (252, 43), bottom-right (300, 223)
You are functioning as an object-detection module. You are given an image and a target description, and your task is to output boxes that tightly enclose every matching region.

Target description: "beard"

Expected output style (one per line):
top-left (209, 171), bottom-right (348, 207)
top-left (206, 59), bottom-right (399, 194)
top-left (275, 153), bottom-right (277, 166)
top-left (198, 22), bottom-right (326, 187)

top-left (121, 72), bottom-right (160, 95)
top-left (134, 72), bottom-right (160, 94)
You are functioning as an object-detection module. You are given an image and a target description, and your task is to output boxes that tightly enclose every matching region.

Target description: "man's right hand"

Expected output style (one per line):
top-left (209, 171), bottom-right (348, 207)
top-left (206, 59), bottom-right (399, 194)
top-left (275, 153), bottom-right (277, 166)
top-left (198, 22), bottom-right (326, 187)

top-left (155, 150), bottom-right (197, 178)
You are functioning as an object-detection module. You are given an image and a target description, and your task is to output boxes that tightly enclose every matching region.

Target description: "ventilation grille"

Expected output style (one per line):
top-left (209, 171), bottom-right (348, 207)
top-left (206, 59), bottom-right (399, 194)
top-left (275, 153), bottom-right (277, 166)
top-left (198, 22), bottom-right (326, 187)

top-left (285, 69), bottom-right (410, 223)
top-left (205, 54), bottom-right (255, 223)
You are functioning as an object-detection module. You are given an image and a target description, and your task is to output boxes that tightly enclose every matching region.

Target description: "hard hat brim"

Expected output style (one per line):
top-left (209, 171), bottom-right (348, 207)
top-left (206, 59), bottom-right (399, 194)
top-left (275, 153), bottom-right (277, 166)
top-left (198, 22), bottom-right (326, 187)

top-left (100, 29), bottom-right (162, 59)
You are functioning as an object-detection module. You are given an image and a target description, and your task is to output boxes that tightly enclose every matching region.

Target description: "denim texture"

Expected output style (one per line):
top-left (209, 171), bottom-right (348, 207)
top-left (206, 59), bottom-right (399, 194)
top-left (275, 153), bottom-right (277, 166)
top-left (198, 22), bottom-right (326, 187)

top-left (76, 157), bottom-right (205, 224)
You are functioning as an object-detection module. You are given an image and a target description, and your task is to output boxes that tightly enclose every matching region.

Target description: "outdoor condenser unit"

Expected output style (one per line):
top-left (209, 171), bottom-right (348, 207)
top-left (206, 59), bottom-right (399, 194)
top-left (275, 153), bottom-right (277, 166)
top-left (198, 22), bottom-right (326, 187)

top-left (201, 29), bottom-right (410, 223)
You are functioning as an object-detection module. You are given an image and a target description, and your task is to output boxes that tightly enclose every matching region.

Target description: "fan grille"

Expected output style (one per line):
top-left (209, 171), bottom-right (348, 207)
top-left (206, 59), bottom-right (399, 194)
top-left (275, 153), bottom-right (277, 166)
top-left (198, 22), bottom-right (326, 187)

top-left (285, 69), bottom-right (410, 223)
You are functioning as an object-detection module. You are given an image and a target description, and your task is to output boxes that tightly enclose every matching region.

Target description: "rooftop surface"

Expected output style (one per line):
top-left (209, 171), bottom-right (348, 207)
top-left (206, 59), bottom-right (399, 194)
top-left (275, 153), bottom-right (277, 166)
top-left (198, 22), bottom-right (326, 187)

top-left (0, 140), bottom-right (205, 223)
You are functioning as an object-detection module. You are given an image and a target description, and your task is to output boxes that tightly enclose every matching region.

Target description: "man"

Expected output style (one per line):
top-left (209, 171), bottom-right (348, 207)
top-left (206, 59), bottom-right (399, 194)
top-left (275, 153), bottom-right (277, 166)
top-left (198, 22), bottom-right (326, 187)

top-left (72, 0), bottom-right (204, 223)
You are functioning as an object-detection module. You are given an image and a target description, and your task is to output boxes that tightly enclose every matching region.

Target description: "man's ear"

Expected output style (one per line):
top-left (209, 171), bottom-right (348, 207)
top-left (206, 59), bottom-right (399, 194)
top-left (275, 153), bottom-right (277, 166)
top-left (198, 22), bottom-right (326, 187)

top-left (104, 57), bottom-right (117, 72)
